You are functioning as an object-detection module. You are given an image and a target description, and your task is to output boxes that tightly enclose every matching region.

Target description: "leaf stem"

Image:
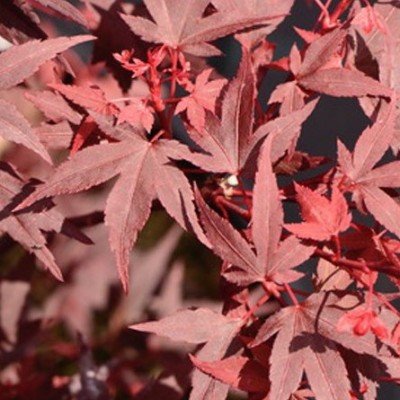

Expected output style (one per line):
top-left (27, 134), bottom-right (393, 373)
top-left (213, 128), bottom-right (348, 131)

top-left (243, 292), bottom-right (271, 322)
top-left (284, 283), bottom-right (299, 307)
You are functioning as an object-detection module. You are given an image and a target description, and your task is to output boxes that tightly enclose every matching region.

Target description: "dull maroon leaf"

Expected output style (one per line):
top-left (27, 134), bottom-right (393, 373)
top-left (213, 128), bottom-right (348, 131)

top-left (0, 280), bottom-right (30, 343)
top-left (0, 35), bottom-right (95, 90)
top-left (252, 294), bottom-right (358, 400)
top-left (0, 165), bottom-right (67, 280)
top-left (31, 0), bottom-right (88, 27)
top-left (196, 136), bottom-right (315, 287)
top-left (49, 83), bottom-right (119, 116)
top-left (190, 355), bottom-right (269, 393)
top-left (131, 308), bottom-right (240, 345)
top-left (250, 98), bottom-right (319, 164)
top-left (15, 117), bottom-right (207, 291)
top-left (298, 68), bottom-right (392, 98)
top-left (25, 90), bottom-right (82, 125)
top-left (0, 99), bottom-right (52, 163)
top-left (297, 27), bottom-right (347, 78)
top-left (116, 226), bottom-right (183, 325)
top-left (121, 0), bottom-right (291, 56)
top-left (195, 187), bottom-right (261, 284)
top-left (1, 2), bottom-right (400, 398)
top-left (188, 50), bottom-right (256, 174)
top-left (338, 97), bottom-right (400, 238)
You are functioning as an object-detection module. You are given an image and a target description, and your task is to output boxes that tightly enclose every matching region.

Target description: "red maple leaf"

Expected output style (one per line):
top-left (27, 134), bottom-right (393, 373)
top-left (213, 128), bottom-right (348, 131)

top-left (285, 184), bottom-right (351, 241)
top-left (0, 35), bottom-right (94, 90)
top-left (26, 0), bottom-right (88, 27)
top-left (189, 51), bottom-right (318, 174)
top-left (196, 135), bottom-right (315, 289)
top-left (190, 354), bottom-right (269, 393)
top-left (131, 306), bottom-right (244, 399)
top-left (117, 98), bottom-right (154, 132)
top-left (49, 83), bottom-right (119, 116)
top-left (0, 164), bottom-right (89, 280)
top-left (0, 99), bottom-right (52, 164)
top-left (121, 0), bottom-right (293, 56)
top-left (337, 97), bottom-right (400, 238)
top-left (251, 292), bottom-right (386, 400)
top-left (16, 116), bottom-right (208, 292)
top-left (175, 69), bottom-right (226, 133)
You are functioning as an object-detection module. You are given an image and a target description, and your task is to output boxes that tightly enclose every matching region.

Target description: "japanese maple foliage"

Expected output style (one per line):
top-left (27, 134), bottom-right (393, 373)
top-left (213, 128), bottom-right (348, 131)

top-left (1, 0), bottom-right (400, 399)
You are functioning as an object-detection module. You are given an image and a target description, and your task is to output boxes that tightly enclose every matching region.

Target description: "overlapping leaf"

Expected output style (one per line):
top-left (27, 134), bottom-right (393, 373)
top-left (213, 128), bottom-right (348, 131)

top-left (351, 2), bottom-right (400, 153)
top-left (251, 293), bottom-right (387, 400)
top-left (175, 69), bottom-right (226, 133)
top-left (338, 97), bottom-right (400, 238)
top-left (0, 99), bottom-right (52, 163)
top-left (285, 184), bottom-right (351, 241)
top-left (196, 135), bottom-right (315, 286)
top-left (0, 165), bottom-right (66, 280)
top-left (121, 0), bottom-right (292, 56)
top-left (49, 83), bottom-right (119, 116)
top-left (131, 307), bottom-right (242, 400)
top-left (31, 0), bottom-right (88, 27)
top-left (190, 52), bottom-right (318, 174)
top-left (190, 355), bottom-right (269, 393)
top-left (25, 90), bottom-right (82, 125)
top-left (17, 117), bottom-right (208, 292)
top-left (0, 35), bottom-right (95, 90)
top-left (272, 27), bottom-right (392, 99)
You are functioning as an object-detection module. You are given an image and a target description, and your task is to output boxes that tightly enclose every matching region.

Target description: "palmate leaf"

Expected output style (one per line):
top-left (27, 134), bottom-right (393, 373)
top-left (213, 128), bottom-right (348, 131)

top-left (196, 135), bottom-right (315, 287)
top-left (252, 132), bottom-right (284, 268)
top-left (266, 25), bottom-right (392, 104)
top-left (117, 226), bottom-right (183, 326)
top-left (268, 80), bottom-right (307, 116)
top-left (131, 308), bottom-right (239, 344)
top-left (121, 0), bottom-right (292, 56)
top-left (338, 97), bottom-right (400, 238)
top-left (190, 51), bottom-right (318, 175)
top-left (352, 2), bottom-right (400, 93)
top-left (175, 69), bottom-right (226, 133)
top-left (0, 164), bottom-right (70, 281)
top-left (351, 3), bottom-right (400, 153)
top-left (258, 315), bottom-right (349, 400)
top-left (16, 118), bottom-right (208, 292)
top-left (212, 0), bottom-right (294, 41)
top-left (249, 98), bottom-right (319, 165)
top-left (296, 27), bottom-right (347, 78)
top-left (189, 322), bottom-right (241, 400)
top-left (188, 50), bottom-right (256, 174)
top-left (131, 307), bottom-right (242, 400)
top-left (268, 29), bottom-right (343, 114)
top-left (285, 184), bottom-right (351, 241)
top-left (1, 1), bottom-right (400, 397)
top-left (251, 292), bottom-right (389, 400)
top-left (278, 26), bottom-right (393, 99)
top-left (195, 188), bottom-right (261, 284)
